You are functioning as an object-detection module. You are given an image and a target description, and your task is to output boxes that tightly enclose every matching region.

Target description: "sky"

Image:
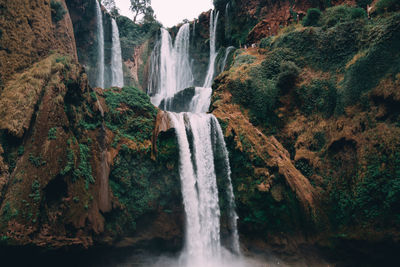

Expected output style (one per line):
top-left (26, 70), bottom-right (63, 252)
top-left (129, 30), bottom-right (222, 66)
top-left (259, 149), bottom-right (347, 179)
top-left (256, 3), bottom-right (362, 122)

top-left (116, 0), bottom-right (214, 27)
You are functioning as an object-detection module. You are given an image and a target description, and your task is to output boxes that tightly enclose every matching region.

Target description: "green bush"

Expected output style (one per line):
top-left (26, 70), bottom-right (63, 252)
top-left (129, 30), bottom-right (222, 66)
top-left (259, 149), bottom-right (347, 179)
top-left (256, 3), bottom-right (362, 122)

top-left (233, 54), bottom-right (257, 67)
top-left (320, 5), bottom-right (367, 28)
top-left (48, 127), bottom-right (57, 140)
top-left (356, 0), bottom-right (373, 8)
top-left (259, 36), bottom-right (273, 49)
top-left (376, 0), bottom-right (400, 14)
top-left (302, 8), bottom-right (321, 27)
top-left (104, 86), bottom-right (157, 143)
top-left (276, 61), bottom-right (300, 94)
top-left (296, 79), bottom-right (337, 118)
top-left (50, 0), bottom-right (66, 23)
top-left (341, 14), bottom-right (400, 106)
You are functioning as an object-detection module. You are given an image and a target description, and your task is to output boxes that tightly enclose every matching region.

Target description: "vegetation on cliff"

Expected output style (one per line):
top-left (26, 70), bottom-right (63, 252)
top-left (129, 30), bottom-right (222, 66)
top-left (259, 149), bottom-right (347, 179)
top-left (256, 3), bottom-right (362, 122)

top-left (211, 4), bottom-right (400, 257)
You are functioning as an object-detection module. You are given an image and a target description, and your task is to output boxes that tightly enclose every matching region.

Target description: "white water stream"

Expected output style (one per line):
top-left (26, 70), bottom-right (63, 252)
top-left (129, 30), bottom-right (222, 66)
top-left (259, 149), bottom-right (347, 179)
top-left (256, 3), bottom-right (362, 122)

top-left (95, 0), bottom-right (105, 88)
top-left (147, 9), bottom-right (243, 267)
top-left (111, 18), bottom-right (124, 87)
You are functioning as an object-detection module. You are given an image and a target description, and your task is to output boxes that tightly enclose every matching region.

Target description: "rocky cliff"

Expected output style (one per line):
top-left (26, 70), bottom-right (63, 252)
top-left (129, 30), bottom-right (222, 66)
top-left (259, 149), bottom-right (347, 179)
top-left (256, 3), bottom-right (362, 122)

top-left (210, 2), bottom-right (400, 264)
top-left (0, 0), bottom-right (399, 265)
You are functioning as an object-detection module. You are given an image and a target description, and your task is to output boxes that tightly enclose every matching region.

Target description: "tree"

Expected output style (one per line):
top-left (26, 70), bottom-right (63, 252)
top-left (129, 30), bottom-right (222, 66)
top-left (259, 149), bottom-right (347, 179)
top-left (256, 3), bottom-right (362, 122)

top-left (101, 0), bottom-right (119, 16)
top-left (130, 0), bottom-right (153, 23)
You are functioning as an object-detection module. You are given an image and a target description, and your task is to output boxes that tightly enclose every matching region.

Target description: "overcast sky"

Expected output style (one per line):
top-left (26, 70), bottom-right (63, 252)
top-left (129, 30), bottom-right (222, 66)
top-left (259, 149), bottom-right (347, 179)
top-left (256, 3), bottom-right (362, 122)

top-left (115, 0), bottom-right (214, 27)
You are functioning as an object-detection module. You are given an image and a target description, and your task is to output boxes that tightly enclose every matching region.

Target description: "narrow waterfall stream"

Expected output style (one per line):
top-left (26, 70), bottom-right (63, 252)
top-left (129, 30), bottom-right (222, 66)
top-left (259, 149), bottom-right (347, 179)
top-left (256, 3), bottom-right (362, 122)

top-left (111, 18), bottom-right (124, 87)
top-left (147, 11), bottom-right (244, 267)
top-left (95, 0), bottom-right (104, 88)
top-left (203, 10), bottom-right (220, 88)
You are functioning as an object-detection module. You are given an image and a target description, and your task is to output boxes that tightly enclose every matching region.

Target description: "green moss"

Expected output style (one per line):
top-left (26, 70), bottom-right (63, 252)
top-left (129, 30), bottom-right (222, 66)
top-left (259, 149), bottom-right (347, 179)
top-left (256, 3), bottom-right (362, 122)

top-left (28, 180), bottom-right (41, 202)
top-left (17, 146), bottom-right (24, 156)
top-left (104, 86), bottom-right (157, 143)
top-left (302, 8), bottom-right (321, 27)
top-left (296, 79), bottom-right (337, 118)
top-left (320, 5), bottom-right (367, 28)
top-left (107, 130), bottom-right (180, 234)
top-left (74, 144), bottom-right (94, 190)
top-left (28, 153), bottom-right (46, 167)
top-left (50, 0), bottom-right (66, 23)
top-left (376, 0), bottom-right (400, 14)
top-left (47, 127), bottom-right (57, 140)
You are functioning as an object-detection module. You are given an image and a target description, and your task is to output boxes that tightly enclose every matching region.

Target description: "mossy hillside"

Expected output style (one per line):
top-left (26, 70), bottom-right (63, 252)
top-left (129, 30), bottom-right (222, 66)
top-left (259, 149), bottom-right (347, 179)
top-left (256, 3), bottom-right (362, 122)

top-left (212, 5), bottom-right (400, 246)
top-left (106, 130), bottom-right (181, 237)
top-left (0, 54), bottom-right (102, 243)
top-left (104, 86), bottom-right (157, 143)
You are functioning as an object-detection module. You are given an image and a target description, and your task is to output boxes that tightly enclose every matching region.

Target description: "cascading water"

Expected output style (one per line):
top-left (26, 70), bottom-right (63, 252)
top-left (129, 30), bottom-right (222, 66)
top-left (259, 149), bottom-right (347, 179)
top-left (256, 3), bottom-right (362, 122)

top-left (203, 10), bottom-right (220, 88)
top-left (148, 24), bottom-right (194, 107)
top-left (221, 46), bottom-right (235, 73)
top-left (111, 18), bottom-right (124, 87)
top-left (95, 0), bottom-right (105, 88)
top-left (147, 10), bottom-right (241, 267)
top-left (225, 3), bottom-right (231, 40)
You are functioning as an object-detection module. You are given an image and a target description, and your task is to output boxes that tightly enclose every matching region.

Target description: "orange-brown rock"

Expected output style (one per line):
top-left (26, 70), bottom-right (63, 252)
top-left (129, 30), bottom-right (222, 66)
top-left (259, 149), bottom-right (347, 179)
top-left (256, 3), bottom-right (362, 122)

top-left (0, 0), bottom-right (78, 83)
top-left (244, 0), bottom-right (356, 43)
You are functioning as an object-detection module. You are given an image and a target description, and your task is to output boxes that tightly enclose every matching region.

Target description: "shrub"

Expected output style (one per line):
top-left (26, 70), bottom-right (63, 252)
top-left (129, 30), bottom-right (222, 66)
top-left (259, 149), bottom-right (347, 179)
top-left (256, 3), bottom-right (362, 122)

top-left (296, 79), bottom-right (337, 118)
top-left (320, 5), bottom-right (367, 28)
top-left (50, 0), bottom-right (66, 23)
top-left (302, 8), bottom-right (321, 27)
top-left (376, 0), bottom-right (400, 14)
top-left (356, 0), bottom-right (372, 8)
top-left (48, 127), bottom-right (57, 140)
top-left (276, 61), bottom-right (300, 94)
top-left (259, 36), bottom-right (273, 49)
top-left (233, 54), bottom-right (257, 67)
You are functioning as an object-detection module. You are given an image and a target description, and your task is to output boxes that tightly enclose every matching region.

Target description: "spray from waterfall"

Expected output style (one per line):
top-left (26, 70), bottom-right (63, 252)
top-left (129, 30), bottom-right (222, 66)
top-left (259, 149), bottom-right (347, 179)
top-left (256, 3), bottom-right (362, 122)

top-left (111, 18), bottom-right (124, 87)
top-left (95, 0), bottom-right (104, 88)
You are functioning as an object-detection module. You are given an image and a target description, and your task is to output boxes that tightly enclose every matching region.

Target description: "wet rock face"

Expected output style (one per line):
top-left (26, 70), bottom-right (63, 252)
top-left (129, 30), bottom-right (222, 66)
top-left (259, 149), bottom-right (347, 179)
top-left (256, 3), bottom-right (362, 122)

top-left (0, 55), bottom-right (183, 249)
top-left (0, 0), bottom-right (77, 83)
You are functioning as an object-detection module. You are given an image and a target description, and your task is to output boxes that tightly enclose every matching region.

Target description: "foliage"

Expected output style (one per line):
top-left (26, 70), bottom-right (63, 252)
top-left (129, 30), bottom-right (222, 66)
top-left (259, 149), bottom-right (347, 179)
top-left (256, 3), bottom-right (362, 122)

top-left (259, 36), bottom-right (273, 49)
top-left (273, 20), bottom-right (364, 72)
top-left (50, 0), bottom-right (66, 23)
top-left (48, 127), bottom-right (57, 140)
top-left (328, 142), bottom-right (400, 229)
top-left (296, 79), bottom-right (337, 118)
top-left (29, 180), bottom-right (41, 202)
top-left (376, 0), bottom-right (400, 14)
top-left (341, 14), bottom-right (400, 106)
top-left (29, 153), bottom-right (46, 167)
top-left (101, 0), bottom-right (119, 16)
top-left (276, 61), bottom-right (300, 94)
top-left (130, 0), bottom-right (154, 23)
top-left (302, 8), bottom-right (321, 27)
top-left (356, 0), bottom-right (372, 9)
top-left (107, 130), bottom-right (180, 233)
top-left (104, 86), bottom-right (157, 143)
top-left (233, 54), bottom-right (257, 67)
top-left (117, 16), bottom-right (160, 61)
top-left (320, 5), bottom-right (367, 28)
top-left (74, 144), bottom-right (95, 190)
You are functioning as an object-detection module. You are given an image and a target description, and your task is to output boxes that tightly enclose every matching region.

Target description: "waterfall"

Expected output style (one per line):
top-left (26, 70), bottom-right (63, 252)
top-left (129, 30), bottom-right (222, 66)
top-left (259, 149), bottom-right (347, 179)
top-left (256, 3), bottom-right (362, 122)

top-left (149, 24), bottom-right (194, 106)
top-left (147, 12), bottom-right (240, 266)
top-left (225, 3), bottom-right (231, 40)
top-left (193, 20), bottom-right (196, 38)
top-left (221, 46), bottom-right (235, 73)
top-left (95, 0), bottom-right (104, 88)
top-left (111, 18), bottom-right (124, 87)
top-left (203, 10), bottom-right (220, 88)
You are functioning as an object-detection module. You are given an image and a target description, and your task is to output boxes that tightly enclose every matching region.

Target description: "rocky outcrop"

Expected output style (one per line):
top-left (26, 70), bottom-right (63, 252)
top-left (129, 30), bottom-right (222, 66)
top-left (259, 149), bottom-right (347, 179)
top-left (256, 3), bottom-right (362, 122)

top-left (0, 0), bottom-right (77, 83)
